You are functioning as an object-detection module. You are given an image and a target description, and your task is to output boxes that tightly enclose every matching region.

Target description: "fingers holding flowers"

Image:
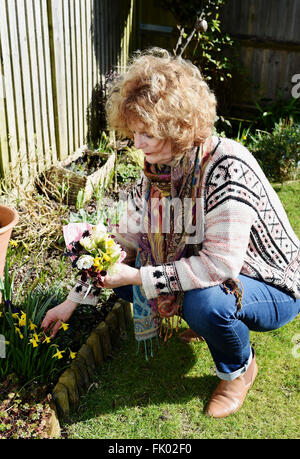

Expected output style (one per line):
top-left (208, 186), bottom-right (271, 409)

top-left (101, 263), bottom-right (142, 289)
top-left (63, 223), bottom-right (127, 295)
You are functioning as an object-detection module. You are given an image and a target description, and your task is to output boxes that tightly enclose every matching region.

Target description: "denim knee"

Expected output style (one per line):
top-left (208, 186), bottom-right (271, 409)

top-left (182, 285), bottom-right (238, 335)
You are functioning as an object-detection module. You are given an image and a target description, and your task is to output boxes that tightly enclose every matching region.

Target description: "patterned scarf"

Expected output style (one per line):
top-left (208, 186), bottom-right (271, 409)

top-left (133, 144), bottom-right (207, 359)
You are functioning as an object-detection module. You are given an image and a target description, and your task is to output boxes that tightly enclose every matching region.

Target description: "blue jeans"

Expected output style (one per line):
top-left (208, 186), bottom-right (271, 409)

top-left (114, 274), bottom-right (300, 381)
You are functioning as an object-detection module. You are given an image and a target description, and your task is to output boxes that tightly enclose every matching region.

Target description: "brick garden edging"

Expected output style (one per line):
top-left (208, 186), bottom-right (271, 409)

top-left (50, 299), bottom-right (132, 427)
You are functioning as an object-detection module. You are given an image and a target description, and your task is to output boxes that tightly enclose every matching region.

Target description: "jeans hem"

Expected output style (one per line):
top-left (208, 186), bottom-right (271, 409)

top-left (215, 349), bottom-right (253, 381)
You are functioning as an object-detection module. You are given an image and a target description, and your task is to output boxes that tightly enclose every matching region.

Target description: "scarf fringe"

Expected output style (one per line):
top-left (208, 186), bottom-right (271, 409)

top-left (136, 312), bottom-right (183, 360)
top-left (159, 308), bottom-right (183, 343)
top-left (136, 335), bottom-right (160, 361)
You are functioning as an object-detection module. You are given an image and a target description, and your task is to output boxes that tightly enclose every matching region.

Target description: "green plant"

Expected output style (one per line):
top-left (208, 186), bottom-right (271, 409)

top-left (124, 146), bottom-right (145, 169)
top-left (233, 121), bottom-right (255, 147)
top-left (93, 131), bottom-right (114, 154)
top-left (116, 162), bottom-right (141, 184)
top-left (255, 92), bottom-right (300, 131)
top-left (250, 119), bottom-right (300, 183)
top-left (66, 180), bottom-right (126, 229)
top-left (0, 261), bottom-right (74, 384)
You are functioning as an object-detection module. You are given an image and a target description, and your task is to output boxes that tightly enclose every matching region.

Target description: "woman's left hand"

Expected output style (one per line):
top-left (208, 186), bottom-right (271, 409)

top-left (101, 263), bottom-right (142, 289)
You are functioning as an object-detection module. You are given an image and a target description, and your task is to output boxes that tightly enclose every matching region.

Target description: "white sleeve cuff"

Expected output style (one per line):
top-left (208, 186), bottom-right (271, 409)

top-left (140, 266), bottom-right (159, 299)
top-left (67, 282), bottom-right (100, 305)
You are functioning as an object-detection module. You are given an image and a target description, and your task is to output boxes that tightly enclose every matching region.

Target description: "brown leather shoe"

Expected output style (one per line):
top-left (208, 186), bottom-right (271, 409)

top-left (205, 349), bottom-right (258, 418)
top-left (179, 328), bottom-right (205, 343)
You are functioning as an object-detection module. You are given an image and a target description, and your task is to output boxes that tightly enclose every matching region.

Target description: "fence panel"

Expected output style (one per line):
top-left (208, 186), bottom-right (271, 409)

top-left (219, 0), bottom-right (300, 108)
top-left (0, 0), bottom-right (136, 182)
top-left (135, 0), bottom-right (299, 114)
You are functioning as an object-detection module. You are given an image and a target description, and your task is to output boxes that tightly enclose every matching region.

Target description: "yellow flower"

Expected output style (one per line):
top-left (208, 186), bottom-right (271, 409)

top-left (69, 350), bottom-right (76, 359)
top-left (15, 327), bottom-right (23, 340)
top-left (59, 322), bottom-right (69, 331)
top-left (94, 257), bottom-right (103, 272)
top-left (29, 320), bottom-right (37, 331)
top-left (42, 335), bottom-right (51, 344)
top-left (18, 311), bottom-right (27, 327)
top-left (102, 253), bottom-right (111, 262)
top-left (29, 337), bottom-right (38, 348)
top-left (33, 332), bottom-right (40, 342)
top-left (0, 312), bottom-right (2, 318)
top-left (9, 240), bottom-right (18, 247)
top-left (107, 239), bottom-right (115, 247)
top-left (52, 349), bottom-right (65, 359)
top-left (12, 313), bottom-right (19, 319)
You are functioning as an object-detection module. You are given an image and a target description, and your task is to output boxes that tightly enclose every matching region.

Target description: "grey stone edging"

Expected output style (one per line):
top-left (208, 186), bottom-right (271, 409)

top-left (51, 299), bottom-right (133, 424)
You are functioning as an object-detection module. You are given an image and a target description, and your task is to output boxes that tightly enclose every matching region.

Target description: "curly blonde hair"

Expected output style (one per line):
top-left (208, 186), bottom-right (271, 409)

top-left (106, 48), bottom-right (217, 156)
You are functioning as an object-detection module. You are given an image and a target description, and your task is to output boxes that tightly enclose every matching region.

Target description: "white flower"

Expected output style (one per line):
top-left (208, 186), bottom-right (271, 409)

top-left (91, 223), bottom-right (107, 243)
top-left (107, 242), bottom-right (122, 258)
top-left (76, 255), bottom-right (94, 270)
top-left (80, 236), bottom-right (96, 251)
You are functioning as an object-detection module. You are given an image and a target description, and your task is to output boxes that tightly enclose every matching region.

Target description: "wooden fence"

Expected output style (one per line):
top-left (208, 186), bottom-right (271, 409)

top-left (0, 0), bottom-right (136, 181)
top-left (137, 0), bottom-right (299, 116)
top-left (219, 0), bottom-right (300, 115)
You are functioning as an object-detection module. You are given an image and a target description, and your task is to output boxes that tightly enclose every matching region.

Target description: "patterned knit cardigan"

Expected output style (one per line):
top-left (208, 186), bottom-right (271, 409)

top-left (67, 136), bottom-right (300, 305)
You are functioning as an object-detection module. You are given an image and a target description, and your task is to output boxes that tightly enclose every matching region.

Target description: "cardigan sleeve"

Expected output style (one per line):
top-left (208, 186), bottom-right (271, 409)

top-left (140, 147), bottom-right (261, 299)
top-left (67, 280), bottom-right (100, 305)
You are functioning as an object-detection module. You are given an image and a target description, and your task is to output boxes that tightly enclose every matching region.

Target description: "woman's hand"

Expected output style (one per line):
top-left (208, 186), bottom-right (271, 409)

top-left (102, 263), bottom-right (142, 289)
top-left (41, 299), bottom-right (78, 338)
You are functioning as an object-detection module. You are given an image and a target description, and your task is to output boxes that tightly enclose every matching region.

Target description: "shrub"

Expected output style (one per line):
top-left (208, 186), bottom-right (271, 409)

top-left (255, 92), bottom-right (300, 132)
top-left (251, 120), bottom-right (300, 183)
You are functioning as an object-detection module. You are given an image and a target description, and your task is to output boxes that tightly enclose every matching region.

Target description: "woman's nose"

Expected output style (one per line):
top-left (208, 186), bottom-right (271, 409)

top-left (134, 133), bottom-right (144, 149)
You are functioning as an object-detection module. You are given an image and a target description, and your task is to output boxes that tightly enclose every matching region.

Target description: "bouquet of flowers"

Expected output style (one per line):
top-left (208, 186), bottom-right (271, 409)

top-left (63, 222), bottom-right (126, 297)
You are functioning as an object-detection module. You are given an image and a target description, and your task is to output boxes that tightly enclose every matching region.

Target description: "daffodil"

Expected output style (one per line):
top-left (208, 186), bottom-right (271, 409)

top-left (9, 240), bottom-right (18, 247)
top-left (102, 253), bottom-right (111, 262)
top-left (12, 313), bottom-right (19, 319)
top-left (29, 337), bottom-right (38, 348)
top-left (15, 327), bottom-right (23, 340)
top-left (59, 322), bottom-right (69, 331)
top-left (52, 349), bottom-right (65, 359)
top-left (42, 335), bottom-right (51, 344)
top-left (29, 320), bottom-right (37, 331)
top-left (33, 332), bottom-right (40, 342)
top-left (94, 257), bottom-right (103, 272)
top-left (18, 311), bottom-right (27, 327)
top-left (69, 350), bottom-right (76, 359)
top-left (0, 312), bottom-right (3, 318)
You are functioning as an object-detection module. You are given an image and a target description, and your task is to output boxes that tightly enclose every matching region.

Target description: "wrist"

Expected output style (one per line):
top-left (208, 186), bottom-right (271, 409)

top-left (64, 298), bottom-right (79, 310)
top-left (133, 269), bottom-right (142, 286)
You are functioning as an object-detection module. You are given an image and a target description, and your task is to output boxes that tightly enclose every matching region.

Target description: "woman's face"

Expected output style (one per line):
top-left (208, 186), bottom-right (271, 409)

top-left (130, 121), bottom-right (173, 165)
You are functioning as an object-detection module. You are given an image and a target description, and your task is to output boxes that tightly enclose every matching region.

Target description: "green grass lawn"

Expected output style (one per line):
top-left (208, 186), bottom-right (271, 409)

top-left (63, 181), bottom-right (300, 440)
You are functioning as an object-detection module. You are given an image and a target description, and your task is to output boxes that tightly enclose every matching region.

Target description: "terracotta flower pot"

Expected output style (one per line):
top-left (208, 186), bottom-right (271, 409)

top-left (0, 205), bottom-right (19, 279)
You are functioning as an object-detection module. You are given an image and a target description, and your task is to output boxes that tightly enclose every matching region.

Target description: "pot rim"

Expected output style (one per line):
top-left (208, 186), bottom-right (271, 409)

top-left (0, 205), bottom-right (19, 235)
